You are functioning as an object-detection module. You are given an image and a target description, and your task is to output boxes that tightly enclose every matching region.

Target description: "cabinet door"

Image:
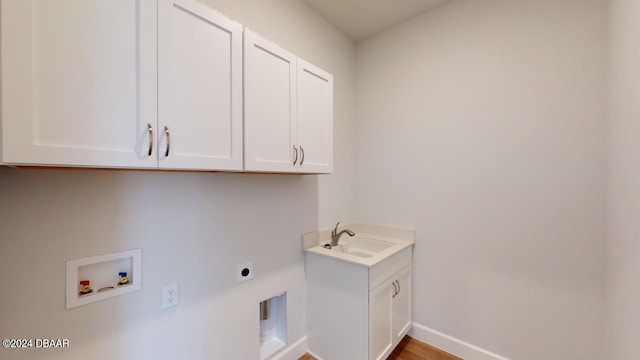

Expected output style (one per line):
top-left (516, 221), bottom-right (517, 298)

top-left (297, 59), bottom-right (333, 174)
top-left (157, 0), bottom-right (243, 170)
top-left (1, 0), bottom-right (157, 168)
top-left (244, 29), bottom-right (298, 172)
top-left (392, 266), bottom-right (413, 344)
top-left (369, 280), bottom-right (394, 360)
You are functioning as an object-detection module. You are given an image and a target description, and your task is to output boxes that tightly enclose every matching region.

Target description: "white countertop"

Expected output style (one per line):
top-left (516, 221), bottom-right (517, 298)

top-left (302, 223), bottom-right (415, 267)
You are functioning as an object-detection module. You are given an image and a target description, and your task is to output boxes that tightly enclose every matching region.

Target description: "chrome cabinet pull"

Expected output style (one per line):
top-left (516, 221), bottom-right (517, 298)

top-left (392, 281), bottom-right (398, 298)
top-left (300, 146), bottom-right (305, 166)
top-left (147, 123), bottom-right (154, 156)
top-left (293, 145), bottom-right (298, 165)
top-left (164, 126), bottom-right (171, 157)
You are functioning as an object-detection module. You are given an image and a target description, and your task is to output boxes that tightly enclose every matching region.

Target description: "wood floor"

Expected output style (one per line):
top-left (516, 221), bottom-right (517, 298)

top-left (299, 336), bottom-right (461, 360)
top-left (388, 336), bottom-right (461, 360)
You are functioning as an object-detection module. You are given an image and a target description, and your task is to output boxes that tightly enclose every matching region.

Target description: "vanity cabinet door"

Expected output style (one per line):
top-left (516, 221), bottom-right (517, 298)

top-left (296, 59), bottom-right (333, 174)
top-left (244, 29), bottom-right (298, 172)
top-left (157, 0), bottom-right (243, 170)
top-left (369, 265), bottom-right (413, 360)
top-left (392, 266), bottom-right (412, 344)
top-left (1, 0), bottom-right (158, 168)
top-left (369, 279), bottom-right (394, 360)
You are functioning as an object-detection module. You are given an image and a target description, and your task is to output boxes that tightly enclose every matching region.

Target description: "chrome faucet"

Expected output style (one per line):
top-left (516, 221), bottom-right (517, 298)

top-left (331, 222), bottom-right (355, 246)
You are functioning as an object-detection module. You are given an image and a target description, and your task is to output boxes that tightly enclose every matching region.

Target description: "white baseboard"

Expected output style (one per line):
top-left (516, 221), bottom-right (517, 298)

top-left (270, 336), bottom-right (308, 360)
top-left (306, 350), bottom-right (323, 360)
top-left (409, 323), bottom-right (511, 360)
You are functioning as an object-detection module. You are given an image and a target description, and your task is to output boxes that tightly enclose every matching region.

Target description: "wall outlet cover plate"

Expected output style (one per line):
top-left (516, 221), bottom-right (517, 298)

top-left (162, 283), bottom-right (179, 309)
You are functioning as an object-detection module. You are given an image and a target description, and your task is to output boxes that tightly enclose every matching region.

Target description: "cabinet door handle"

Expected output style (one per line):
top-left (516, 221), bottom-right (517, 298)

top-left (164, 126), bottom-right (171, 157)
top-left (392, 281), bottom-right (398, 298)
top-left (300, 146), bottom-right (305, 166)
top-left (293, 145), bottom-right (298, 165)
top-left (147, 123), bottom-right (154, 156)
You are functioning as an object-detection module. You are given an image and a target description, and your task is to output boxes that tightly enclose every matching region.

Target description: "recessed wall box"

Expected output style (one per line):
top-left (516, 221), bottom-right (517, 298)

top-left (65, 249), bottom-right (142, 309)
top-left (259, 292), bottom-right (287, 360)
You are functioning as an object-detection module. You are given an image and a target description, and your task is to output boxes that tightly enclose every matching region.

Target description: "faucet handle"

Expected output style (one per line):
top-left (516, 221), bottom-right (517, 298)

top-left (332, 222), bottom-right (340, 235)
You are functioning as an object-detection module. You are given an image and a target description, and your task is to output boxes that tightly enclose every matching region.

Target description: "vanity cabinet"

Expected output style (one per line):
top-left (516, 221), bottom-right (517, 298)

top-left (370, 265), bottom-right (412, 360)
top-left (1, 0), bottom-right (243, 170)
top-left (306, 246), bottom-right (413, 360)
top-left (244, 30), bottom-right (333, 174)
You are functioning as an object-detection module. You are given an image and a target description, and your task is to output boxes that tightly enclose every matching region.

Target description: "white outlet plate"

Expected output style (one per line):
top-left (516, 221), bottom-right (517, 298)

top-left (162, 283), bottom-right (179, 309)
top-left (237, 262), bottom-right (254, 283)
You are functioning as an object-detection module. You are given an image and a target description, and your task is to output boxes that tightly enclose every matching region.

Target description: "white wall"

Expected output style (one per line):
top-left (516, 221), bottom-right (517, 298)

top-left (355, 0), bottom-right (607, 358)
top-left (0, 0), bottom-right (356, 359)
top-left (605, 0), bottom-right (640, 358)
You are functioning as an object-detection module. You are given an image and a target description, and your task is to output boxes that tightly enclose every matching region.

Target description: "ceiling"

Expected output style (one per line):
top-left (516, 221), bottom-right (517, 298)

top-left (303, 0), bottom-right (450, 42)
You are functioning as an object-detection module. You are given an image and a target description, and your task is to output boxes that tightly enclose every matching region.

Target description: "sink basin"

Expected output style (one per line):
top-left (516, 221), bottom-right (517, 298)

top-left (304, 224), bottom-right (415, 267)
top-left (329, 236), bottom-right (394, 258)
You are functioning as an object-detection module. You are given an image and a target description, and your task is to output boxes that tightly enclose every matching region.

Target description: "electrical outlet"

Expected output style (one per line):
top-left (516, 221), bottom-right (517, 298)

top-left (237, 262), bottom-right (254, 283)
top-left (162, 283), bottom-right (179, 309)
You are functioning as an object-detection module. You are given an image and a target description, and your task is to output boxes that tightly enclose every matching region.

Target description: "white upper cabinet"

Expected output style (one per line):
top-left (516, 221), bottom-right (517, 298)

top-left (244, 30), bottom-right (298, 172)
top-left (158, 0), bottom-right (243, 170)
top-left (297, 59), bottom-right (333, 174)
top-left (2, 2), bottom-right (329, 173)
top-left (1, 0), bottom-right (242, 170)
top-left (1, 0), bottom-right (158, 168)
top-left (244, 29), bottom-right (333, 174)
